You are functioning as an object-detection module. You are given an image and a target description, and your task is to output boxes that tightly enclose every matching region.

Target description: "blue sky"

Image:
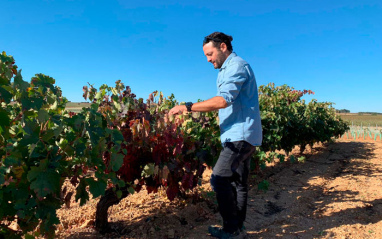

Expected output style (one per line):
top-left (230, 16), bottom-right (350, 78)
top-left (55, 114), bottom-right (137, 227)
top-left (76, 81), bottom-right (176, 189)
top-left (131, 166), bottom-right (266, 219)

top-left (1, 0), bottom-right (381, 113)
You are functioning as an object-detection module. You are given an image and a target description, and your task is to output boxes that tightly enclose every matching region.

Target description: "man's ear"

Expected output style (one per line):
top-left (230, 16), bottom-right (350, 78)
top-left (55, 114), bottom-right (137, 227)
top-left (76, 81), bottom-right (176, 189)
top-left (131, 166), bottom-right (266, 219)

top-left (219, 42), bottom-right (228, 52)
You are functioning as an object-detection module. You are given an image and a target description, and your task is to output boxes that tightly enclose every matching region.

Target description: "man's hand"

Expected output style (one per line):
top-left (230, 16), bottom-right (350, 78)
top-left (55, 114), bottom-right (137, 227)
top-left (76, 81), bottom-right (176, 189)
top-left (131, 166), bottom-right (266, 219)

top-left (169, 105), bottom-right (187, 115)
top-left (169, 97), bottom-right (227, 115)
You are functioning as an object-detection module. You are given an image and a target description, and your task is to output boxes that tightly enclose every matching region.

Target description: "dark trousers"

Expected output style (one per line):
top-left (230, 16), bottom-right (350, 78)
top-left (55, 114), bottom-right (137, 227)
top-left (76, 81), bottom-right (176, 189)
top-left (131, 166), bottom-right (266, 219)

top-left (210, 141), bottom-right (256, 233)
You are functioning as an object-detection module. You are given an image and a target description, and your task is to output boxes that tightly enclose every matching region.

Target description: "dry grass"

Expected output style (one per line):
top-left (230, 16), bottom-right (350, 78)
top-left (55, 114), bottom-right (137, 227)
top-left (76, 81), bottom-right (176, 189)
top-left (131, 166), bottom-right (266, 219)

top-left (338, 113), bottom-right (382, 126)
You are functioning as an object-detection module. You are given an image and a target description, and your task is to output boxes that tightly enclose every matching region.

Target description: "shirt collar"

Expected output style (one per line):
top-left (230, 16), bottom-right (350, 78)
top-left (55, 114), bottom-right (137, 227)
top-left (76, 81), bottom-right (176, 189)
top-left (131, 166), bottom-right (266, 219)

top-left (220, 52), bottom-right (237, 71)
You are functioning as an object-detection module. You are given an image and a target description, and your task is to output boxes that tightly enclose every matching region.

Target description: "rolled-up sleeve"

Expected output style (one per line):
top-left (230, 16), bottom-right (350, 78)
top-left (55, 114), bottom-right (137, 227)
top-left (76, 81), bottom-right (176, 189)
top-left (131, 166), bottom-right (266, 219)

top-left (217, 62), bottom-right (247, 107)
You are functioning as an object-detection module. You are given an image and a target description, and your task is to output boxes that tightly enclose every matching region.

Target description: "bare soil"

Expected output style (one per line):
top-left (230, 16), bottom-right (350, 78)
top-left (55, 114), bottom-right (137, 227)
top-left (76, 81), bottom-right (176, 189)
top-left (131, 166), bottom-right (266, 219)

top-left (55, 138), bottom-right (382, 239)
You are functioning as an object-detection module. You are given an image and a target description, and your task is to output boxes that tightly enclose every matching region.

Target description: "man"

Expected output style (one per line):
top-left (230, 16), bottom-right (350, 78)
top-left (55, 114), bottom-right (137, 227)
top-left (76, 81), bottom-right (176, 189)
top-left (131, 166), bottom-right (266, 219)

top-left (169, 32), bottom-right (262, 239)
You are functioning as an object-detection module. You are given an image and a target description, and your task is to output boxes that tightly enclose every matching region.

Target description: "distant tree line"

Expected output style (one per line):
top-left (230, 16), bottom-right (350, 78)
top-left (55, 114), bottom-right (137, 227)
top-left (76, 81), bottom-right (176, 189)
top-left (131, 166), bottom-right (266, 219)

top-left (336, 109), bottom-right (350, 113)
top-left (335, 109), bottom-right (381, 115)
top-left (358, 112), bottom-right (382, 115)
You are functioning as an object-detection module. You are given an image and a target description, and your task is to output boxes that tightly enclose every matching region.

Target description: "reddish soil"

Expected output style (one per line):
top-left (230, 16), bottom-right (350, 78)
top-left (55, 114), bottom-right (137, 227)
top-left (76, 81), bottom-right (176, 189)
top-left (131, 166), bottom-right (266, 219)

top-left (55, 138), bottom-right (382, 239)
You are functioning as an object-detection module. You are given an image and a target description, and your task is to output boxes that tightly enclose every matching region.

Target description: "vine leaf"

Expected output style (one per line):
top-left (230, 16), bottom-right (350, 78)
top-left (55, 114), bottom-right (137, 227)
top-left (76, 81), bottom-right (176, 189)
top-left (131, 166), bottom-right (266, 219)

top-left (75, 178), bottom-right (89, 206)
top-left (166, 183), bottom-right (179, 201)
top-left (0, 109), bottom-right (10, 134)
top-left (27, 166), bottom-right (60, 198)
top-left (37, 109), bottom-right (49, 123)
top-left (86, 178), bottom-right (107, 198)
top-left (258, 180), bottom-right (269, 192)
top-left (111, 153), bottom-right (124, 172)
top-left (0, 85), bottom-right (13, 103)
top-left (13, 70), bottom-right (29, 91)
top-left (142, 163), bottom-right (155, 178)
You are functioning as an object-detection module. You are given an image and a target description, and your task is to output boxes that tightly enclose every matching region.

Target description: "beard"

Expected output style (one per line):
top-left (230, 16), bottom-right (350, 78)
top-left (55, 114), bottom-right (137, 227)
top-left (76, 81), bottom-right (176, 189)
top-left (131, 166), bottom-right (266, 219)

top-left (213, 50), bottom-right (227, 69)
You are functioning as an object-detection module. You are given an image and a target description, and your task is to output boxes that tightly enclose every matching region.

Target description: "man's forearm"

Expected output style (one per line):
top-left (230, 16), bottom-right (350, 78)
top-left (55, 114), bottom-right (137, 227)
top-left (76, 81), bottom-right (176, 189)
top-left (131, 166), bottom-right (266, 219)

top-left (191, 96), bottom-right (227, 112)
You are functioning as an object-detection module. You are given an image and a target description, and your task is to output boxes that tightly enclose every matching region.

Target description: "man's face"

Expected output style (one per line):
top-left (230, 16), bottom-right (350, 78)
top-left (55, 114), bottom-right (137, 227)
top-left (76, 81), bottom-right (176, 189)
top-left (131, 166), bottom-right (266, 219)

top-left (203, 42), bottom-right (228, 69)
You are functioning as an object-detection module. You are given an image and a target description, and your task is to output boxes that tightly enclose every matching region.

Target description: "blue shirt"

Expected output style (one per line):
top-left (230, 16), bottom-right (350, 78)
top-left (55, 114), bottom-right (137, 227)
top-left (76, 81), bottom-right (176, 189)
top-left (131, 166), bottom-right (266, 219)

top-left (217, 52), bottom-right (262, 146)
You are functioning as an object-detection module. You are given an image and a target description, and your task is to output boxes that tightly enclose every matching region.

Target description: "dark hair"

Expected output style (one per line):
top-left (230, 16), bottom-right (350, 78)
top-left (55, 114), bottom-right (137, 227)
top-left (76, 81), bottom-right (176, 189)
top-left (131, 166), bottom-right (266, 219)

top-left (203, 32), bottom-right (233, 52)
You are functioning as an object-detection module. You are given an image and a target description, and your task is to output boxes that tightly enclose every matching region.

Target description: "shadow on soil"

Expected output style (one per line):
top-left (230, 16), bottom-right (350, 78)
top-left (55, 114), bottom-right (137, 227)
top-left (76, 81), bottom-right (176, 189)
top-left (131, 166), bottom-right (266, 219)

top-left (246, 141), bottom-right (382, 238)
top-left (64, 141), bottom-right (382, 238)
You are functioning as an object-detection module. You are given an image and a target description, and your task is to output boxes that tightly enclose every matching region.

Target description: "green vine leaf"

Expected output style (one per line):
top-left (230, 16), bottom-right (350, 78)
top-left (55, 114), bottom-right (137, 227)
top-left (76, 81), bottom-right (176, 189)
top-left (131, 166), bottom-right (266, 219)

top-left (86, 178), bottom-right (107, 198)
top-left (27, 166), bottom-right (60, 198)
